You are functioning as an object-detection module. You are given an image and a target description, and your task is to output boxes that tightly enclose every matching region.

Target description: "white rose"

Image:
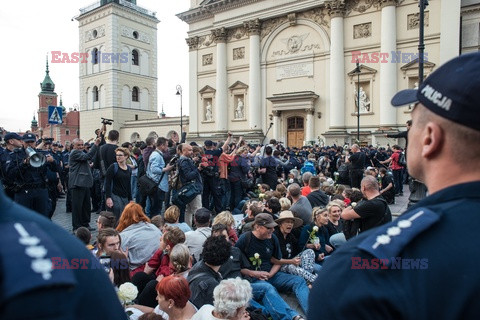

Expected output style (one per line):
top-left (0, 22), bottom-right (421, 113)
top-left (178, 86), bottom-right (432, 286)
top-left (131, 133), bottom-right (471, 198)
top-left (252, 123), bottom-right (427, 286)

top-left (118, 282), bottom-right (138, 303)
top-left (351, 202), bottom-right (357, 208)
top-left (313, 226), bottom-right (319, 232)
top-left (254, 253), bottom-right (260, 259)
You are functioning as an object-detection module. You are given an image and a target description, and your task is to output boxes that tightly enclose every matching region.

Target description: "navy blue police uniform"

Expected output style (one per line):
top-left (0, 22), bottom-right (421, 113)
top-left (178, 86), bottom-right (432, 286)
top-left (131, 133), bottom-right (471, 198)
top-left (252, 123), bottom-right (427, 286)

top-left (0, 184), bottom-right (127, 319)
top-left (308, 182), bottom-right (480, 319)
top-left (202, 140), bottom-right (223, 212)
top-left (6, 134), bottom-right (56, 217)
top-left (308, 51), bottom-right (480, 320)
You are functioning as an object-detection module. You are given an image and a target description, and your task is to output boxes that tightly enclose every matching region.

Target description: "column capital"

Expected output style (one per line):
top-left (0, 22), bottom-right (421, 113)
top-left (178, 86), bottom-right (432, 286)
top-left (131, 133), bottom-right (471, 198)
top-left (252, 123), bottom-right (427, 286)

top-left (212, 27), bottom-right (228, 43)
top-left (186, 36), bottom-right (199, 51)
top-left (243, 18), bottom-right (261, 36)
top-left (379, 0), bottom-right (398, 9)
top-left (326, 0), bottom-right (346, 18)
top-left (305, 108), bottom-right (315, 115)
top-left (272, 110), bottom-right (282, 117)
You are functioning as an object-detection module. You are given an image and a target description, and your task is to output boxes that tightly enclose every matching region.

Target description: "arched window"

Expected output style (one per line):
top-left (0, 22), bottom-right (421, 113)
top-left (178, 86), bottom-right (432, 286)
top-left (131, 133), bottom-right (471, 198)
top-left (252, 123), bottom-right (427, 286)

top-left (92, 48), bottom-right (99, 64)
top-left (132, 49), bottom-right (139, 66)
top-left (65, 130), bottom-right (70, 136)
top-left (93, 86), bottom-right (99, 102)
top-left (132, 87), bottom-right (139, 102)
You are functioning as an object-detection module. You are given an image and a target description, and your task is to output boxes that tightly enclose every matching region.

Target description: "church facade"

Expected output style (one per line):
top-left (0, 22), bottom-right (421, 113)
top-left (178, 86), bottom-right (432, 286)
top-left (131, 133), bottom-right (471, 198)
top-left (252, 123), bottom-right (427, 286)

top-left (177, 0), bottom-right (461, 147)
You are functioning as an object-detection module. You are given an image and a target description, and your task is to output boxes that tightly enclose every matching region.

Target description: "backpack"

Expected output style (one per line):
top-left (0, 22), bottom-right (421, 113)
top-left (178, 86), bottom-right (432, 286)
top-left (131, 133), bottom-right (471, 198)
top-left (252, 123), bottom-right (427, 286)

top-left (398, 152), bottom-right (406, 167)
top-left (300, 160), bottom-right (316, 175)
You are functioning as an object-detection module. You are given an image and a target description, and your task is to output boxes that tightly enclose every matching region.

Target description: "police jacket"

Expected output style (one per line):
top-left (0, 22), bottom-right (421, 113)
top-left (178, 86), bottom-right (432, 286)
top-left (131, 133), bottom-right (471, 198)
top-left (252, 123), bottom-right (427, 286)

top-left (68, 144), bottom-right (98, 188)
top-left (6, 148), bottom-right (57, 188)
top-left (308, 181), bottom-right (480, 320)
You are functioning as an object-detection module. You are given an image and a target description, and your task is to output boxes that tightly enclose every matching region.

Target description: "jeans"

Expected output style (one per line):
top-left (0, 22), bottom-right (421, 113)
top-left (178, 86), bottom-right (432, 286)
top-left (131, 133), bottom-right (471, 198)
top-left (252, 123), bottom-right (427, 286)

top-left (230, 179), bottom-right (244, 211)
top-left (131, 175), bottom-right (138, 201)
top-left (220, 178), bottom-right (231, 210)
top-left (329, 232), bottom-right (347, 249)
top-left (250, 281), bottom-right (298, 320)
top-left (149, 188), bottom-right (165, 217)
top-left (393, 169), bottom-right (403, 194)
top-left (263, 271), bottom-right (309, 314)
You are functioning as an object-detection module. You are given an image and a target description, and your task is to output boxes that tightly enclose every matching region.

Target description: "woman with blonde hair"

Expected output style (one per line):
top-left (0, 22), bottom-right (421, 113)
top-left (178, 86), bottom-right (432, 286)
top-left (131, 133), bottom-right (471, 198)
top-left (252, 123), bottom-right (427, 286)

top-left (213, 211), bottom-right (238, 244)
top-left (279, 197), bottom-right (292, 211)
top-left (105, 147), bottom-right (132, 220)
top-left (116, 203), bottom-right (162, 275)
top-left (164, 205), bottom-right (192, 233)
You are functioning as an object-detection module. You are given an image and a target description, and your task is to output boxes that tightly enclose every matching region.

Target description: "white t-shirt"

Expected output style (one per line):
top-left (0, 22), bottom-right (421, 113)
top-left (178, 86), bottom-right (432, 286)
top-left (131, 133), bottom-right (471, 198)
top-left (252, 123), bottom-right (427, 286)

top-left (191, 305), bottom-right (223, 320)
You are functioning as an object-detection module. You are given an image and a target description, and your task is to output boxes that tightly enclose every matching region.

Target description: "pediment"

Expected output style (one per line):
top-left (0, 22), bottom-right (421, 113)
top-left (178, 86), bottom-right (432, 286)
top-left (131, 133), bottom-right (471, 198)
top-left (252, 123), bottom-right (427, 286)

top-left (229, 81), bottom-right (249, 90)
top-left (400, 58), bottom-right (436, 71)
top-left (199, 85), bottom-right (216, 94)
top-left (347, 64), bottom-right (377, 77)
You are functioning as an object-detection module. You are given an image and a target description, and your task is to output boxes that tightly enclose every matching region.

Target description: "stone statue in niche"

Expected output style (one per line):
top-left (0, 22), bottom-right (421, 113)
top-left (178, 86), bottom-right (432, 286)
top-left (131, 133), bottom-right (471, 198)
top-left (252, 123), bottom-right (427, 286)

top-left (205, 101), bottom-right (213, 121)
top-left (235, 98), bottom-right (244, 119)
top-left (408, 82), bottom-right (418, 110)
top-left (354, 87), bottom-right (371, 113)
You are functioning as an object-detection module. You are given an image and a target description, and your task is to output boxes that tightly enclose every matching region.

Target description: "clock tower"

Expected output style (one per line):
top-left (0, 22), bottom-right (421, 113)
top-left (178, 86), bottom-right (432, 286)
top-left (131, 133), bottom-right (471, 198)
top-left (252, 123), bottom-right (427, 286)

top-left (38, 57), bottom-right (57, 129)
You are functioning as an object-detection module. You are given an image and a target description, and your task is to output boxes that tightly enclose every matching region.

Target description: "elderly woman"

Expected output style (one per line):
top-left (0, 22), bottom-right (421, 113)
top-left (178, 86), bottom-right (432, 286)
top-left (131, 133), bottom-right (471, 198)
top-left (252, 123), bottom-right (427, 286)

top-left (192, 277), bottom-right (252, 320)
top-left (116, 203), bottom-right (162, 275)
top-left (274, 211), bottom-right (317, 284)
top-left (298, 207), bottom-right (333, 268)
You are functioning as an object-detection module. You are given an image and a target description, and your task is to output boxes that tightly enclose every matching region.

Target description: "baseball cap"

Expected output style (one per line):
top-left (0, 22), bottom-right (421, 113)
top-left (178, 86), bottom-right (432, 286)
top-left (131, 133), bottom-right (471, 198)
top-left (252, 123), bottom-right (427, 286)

top-left (204, 140), bottom-right (214, 147)
top-left (254, 213), bottom-right (278, 228)
top-left (194, 207), bottom-right (212, 224)
top-left (391, 52), bottom-right (480, 131)
top-left (22, 133), bottom-right (36, 142)
top-left (4, 132), bottom-right (22, 141)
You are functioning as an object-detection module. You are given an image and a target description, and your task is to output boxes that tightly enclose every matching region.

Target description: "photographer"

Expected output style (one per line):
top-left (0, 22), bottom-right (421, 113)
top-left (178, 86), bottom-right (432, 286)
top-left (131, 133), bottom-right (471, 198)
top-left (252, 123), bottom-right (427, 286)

top-left (7, 133), bottom-right (58, 217)
top-left (94, 128), bottom-right (119, 212)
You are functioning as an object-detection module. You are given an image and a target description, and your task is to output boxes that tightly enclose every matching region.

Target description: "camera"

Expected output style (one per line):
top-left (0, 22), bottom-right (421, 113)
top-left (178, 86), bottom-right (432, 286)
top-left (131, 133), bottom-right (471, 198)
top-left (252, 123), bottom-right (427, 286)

top-left (101, 117), bottom-right (114, 125)
top-left (169, 155), bottom-right (179, 166)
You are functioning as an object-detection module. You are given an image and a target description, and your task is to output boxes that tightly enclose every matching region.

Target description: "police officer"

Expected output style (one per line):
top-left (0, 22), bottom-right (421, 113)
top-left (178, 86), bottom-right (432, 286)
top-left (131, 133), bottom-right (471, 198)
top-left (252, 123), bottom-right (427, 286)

top-left (0, 184), bottom-right (127, 319)
top-left (0, 132), bottom-right (23, 199)
top-left (308, 53), bottom-right (480, 319)
top-left (40, 139), bottom-right (63, 218)
top-left (6, 133), bottom-right (57, 217)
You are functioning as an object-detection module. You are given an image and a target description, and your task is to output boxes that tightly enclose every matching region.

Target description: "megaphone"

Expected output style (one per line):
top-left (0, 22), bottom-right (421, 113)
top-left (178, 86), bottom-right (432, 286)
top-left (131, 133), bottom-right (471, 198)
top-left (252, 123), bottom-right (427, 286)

top-left (26, 147), bottom-right (46, 168)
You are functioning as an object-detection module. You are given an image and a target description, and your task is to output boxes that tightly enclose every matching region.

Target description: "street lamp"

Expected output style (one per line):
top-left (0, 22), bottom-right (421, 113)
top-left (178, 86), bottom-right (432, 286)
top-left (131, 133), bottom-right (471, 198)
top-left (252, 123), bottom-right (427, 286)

top-left (175, 85), bottom-right (183, 142)
top-left (418, 0), bottom-right (429, 85)
top-left (354, 60), bottom-right (361, 142)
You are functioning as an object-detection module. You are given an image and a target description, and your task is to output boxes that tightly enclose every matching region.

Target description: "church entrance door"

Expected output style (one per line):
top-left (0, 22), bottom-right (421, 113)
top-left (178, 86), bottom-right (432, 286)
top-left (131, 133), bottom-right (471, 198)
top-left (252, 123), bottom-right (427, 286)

top-left (287, 116), bottom-right (304, 148)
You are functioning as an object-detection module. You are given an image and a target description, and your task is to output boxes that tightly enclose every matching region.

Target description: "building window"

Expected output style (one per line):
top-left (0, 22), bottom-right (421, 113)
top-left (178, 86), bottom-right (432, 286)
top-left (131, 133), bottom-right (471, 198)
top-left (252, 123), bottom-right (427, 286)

top-left (93, 86), bottom-right (99, 102)
top-left (92, 48), bottom-right (99, 64)
top-left (132, 87), bottom-right (139, 102)
top-left (132, 49), bottom-right (139, 66)
top-left (65, 130), bottom-right (70, 136)
top-left (76, 130), bottom-right (80, 136)
top-left (133, 31), bottom-right (139, 39)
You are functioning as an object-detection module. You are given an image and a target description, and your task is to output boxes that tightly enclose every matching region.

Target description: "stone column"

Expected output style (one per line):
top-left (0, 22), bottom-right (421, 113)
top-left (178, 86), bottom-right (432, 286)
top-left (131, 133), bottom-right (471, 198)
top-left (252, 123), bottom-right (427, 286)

top-left (186, 36), bottom-right (199, 134)
top-left (305, 108), bottom-right (315, 143)
top-left (244, 19), bottom-right (262, 132)
top-left (440, 0), bottom-right (460, 64)
top-left (272, 110), bottom-right (281, 140)
top-left (326, 1), bottom-right (346, 129)
top-left (380, 0), bottom-right (397, 126)
top-left (213, 28), bottom-right (228, 131)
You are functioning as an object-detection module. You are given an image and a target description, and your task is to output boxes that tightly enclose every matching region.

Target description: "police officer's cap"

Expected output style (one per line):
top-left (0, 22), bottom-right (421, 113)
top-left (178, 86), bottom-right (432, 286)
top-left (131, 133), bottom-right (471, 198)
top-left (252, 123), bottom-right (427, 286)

top-left (391, 52), bottom-right (480, 131)
top-left (22, 133), bottom-right (36, 142)
top-left (4, 132), bottom-right (22, 142)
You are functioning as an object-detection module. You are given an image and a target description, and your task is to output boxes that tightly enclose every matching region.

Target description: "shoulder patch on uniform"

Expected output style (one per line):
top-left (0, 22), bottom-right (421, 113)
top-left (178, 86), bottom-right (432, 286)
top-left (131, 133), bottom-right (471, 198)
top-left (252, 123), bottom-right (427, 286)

top-left (0, 222), bottom-right (77, 301)
top-left (357, 208), bottom-right (440, 262)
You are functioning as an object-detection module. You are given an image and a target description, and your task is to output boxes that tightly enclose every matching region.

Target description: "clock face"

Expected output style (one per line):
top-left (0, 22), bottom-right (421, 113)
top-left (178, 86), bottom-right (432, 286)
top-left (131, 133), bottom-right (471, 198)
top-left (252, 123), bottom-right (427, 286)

top-left (46, 97), bottom-right (53, 105)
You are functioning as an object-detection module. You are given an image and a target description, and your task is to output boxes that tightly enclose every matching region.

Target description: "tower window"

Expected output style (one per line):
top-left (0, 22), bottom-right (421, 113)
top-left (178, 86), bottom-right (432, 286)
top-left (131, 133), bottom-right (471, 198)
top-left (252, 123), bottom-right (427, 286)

top-left (132, 87), bottom-right (139, 102)
top-left (93, 86), bottom-right (99, 102)
top-left (66, 130), bottom-right (70, 136)
top-left (93, 30), bottom-right (98, 38)
top-left (133, 31), bottom-right (139, 39)
top-left (92, 48), bottom-right (99, 64)
top-left (132, 49), bottom-right (139, 66)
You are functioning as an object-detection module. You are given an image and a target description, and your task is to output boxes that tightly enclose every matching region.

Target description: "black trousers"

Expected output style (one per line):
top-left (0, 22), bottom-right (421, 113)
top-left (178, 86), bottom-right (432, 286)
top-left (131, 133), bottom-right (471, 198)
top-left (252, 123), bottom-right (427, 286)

top-left (349, 169), bottom-right (364, 189)
top-left (71, 186), bottom-right (91, 230)
top-left (202, 175), bottom-right (222, 213)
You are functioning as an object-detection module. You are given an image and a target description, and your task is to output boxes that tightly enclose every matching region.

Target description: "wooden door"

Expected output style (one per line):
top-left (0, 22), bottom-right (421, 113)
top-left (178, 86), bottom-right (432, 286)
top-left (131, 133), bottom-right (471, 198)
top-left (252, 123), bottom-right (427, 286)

top-left (287, 116), bottom-right (305, 148)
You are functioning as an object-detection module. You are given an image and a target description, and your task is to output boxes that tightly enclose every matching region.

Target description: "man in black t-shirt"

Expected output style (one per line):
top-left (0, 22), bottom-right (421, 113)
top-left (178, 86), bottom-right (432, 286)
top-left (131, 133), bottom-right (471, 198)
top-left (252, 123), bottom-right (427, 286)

top-left (341, 175), bottom-right (391, 234)
top-left (346, 144), bottom-right (365, 188)
top-left (94, 130), bottom-right (119, 212)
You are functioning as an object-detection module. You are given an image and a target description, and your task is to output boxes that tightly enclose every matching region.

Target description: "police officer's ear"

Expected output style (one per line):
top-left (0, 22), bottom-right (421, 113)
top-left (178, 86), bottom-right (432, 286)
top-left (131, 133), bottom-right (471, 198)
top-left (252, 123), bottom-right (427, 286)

top-left (420, 121), bottom-right (445, 159)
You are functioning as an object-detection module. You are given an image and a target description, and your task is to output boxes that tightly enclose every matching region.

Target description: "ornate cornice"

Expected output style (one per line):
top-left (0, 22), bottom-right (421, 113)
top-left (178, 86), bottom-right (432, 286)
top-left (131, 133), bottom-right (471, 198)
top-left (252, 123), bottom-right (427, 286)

top-left (305, 108), bottom-right (315, 115)
top-left (244, 19), bottom-right (261, 36)
top-left (186, 36), bottom-right (199, 51)
top-left (326, 0), bottom-right (346, 18)
top-left (227, 26), bottom-right (248, 41)
top-left (379, 0), bottom-right (398, 9)
top-left (298, 8), bottom-right (329, 29)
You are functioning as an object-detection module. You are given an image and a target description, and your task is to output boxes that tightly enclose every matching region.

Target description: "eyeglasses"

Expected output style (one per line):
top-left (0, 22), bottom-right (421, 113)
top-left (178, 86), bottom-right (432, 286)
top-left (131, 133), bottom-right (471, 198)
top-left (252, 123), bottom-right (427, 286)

top-left (116, 154), bottom-right (125, 157)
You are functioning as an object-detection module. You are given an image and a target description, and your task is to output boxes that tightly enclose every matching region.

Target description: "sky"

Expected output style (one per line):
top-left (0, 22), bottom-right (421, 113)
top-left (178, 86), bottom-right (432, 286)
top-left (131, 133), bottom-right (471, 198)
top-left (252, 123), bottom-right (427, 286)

top-left (0, 0), bottom-right (190, 132)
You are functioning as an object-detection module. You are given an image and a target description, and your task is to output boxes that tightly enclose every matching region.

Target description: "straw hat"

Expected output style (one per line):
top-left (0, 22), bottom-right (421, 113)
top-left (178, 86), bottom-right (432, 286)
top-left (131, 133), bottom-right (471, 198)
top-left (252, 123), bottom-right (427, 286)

top-left (275, 211), bottom-right (303, 228)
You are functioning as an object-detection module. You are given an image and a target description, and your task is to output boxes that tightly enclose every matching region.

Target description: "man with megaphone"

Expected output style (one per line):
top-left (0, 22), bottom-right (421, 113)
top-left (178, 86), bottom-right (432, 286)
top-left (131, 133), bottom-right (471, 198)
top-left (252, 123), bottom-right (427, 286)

top-left (6, 133), bottom-right (58, 217)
